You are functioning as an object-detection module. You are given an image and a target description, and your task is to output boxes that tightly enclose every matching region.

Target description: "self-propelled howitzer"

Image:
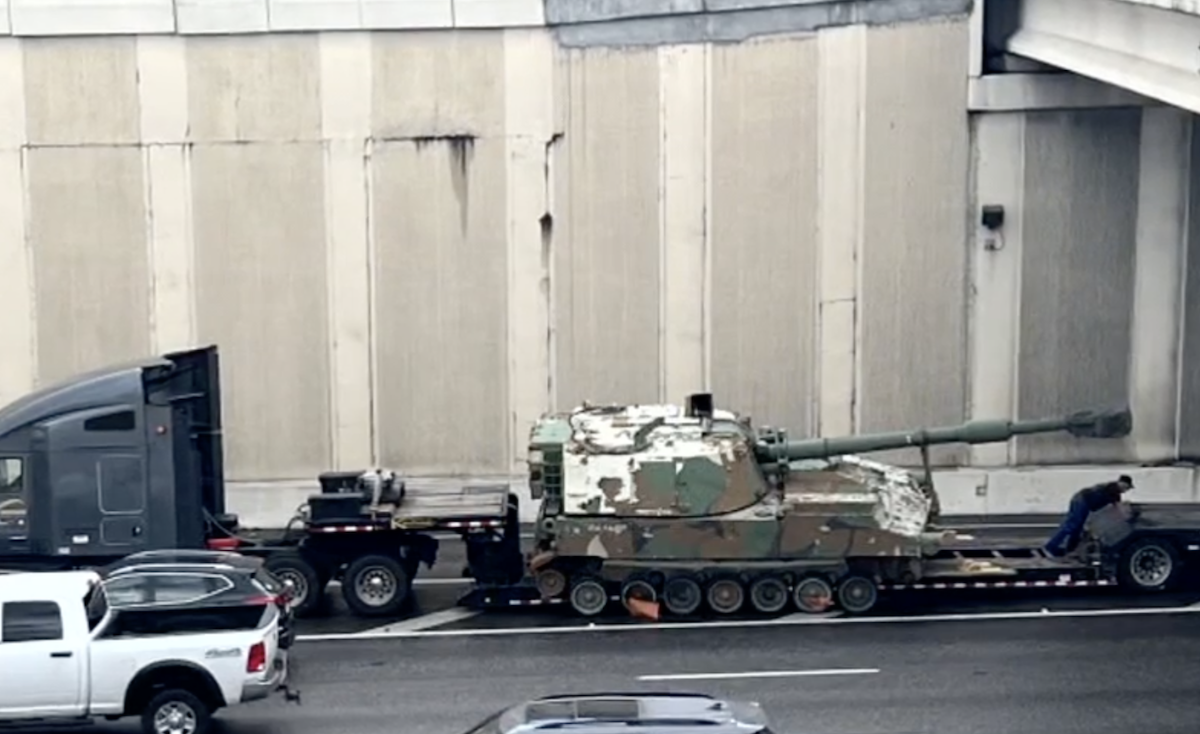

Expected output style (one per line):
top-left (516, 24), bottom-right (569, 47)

top-left (522, 396), bottom-right (1133, 618)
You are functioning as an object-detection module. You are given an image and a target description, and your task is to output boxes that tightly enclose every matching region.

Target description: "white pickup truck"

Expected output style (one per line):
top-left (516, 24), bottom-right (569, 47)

top-left (0, 568), bottom-right (292, 734)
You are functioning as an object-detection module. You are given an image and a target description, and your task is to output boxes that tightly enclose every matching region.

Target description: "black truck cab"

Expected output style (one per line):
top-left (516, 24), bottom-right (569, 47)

top-left (0, 347), bottom-right (226, 569)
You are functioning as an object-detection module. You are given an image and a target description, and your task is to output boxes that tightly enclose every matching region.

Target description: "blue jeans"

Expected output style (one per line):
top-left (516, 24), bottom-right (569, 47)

top-left (1045, 493), bottom-right (1090, 556)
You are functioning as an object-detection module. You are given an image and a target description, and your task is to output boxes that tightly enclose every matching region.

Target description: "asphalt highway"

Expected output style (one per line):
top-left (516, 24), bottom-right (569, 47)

top-left (61, 514), bottom-right (1200, 734)
top-left (98, 607), bottom-right (1200, 734)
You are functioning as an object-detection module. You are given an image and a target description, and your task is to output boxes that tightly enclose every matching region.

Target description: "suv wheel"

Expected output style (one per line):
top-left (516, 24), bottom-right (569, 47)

top-left (142, 688), bottom-right (211, 734)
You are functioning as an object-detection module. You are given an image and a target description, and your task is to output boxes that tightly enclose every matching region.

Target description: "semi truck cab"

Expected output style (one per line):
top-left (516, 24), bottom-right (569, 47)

top-left (0, 347), bottom-right (226, 569)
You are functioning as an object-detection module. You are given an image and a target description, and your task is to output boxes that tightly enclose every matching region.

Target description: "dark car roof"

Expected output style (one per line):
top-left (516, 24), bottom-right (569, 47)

top-left (105, 549), bottom-right (263, 571)
top-left (470, 693), bottom-right (771, 734)
top-left (96, 551), bottom-right (283, 613)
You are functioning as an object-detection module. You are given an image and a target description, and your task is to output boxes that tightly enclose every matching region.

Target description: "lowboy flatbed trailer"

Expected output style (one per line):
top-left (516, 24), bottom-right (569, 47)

top-left (455, 502), bottom-right (1200, 617)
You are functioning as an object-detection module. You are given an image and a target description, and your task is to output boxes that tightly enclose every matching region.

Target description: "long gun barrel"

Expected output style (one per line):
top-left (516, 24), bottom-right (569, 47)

top-left (755, 408), bottom-right (1133, 463)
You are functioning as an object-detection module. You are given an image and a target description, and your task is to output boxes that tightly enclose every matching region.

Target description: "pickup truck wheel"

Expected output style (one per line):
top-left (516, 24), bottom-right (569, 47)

top-left (265, 552), bottom-right (325, 617)
top-left (142, 689), bottom-right (211, 734)
top-left (343, 554), bottom-right (411, 617)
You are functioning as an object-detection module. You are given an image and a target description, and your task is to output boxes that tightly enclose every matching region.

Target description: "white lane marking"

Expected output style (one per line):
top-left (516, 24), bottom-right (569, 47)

top-left (359, 607), bottom-right (483, 635)
top-left (950, 523), bottom-right (1056, 529)
top-left (638, 668), bottom-right (879, 681)
top-left (296, 603), bottom-right (1200, 642)
top-left (777, 611), bottom-right (843, 622)
top-left (327, 577), bottom-right (470, 588)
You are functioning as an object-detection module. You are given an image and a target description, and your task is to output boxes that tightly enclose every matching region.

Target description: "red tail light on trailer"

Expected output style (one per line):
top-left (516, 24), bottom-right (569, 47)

top-left (247, 641), bottom-right (267, 673)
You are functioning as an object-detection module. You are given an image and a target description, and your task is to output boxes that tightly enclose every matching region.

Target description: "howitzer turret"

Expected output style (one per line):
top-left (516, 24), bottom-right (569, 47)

top-left (754, 407), bottom-right (1133, 465)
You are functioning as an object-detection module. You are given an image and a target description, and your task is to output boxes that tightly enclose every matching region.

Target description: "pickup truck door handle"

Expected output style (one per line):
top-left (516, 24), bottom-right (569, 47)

top-left (50, 651), bottom-right (73, 658)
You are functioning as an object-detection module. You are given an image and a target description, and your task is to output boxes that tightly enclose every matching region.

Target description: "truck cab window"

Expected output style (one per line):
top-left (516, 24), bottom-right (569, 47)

top-left (0, 457), bottom-right (25, 531)
top-left (1, 600), bottom-right (63, 643)
top-left (83, 409), bottom-right (136, 432)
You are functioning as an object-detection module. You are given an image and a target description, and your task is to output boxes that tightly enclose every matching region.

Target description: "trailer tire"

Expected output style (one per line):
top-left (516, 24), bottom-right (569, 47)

top-left (342, 554), bottom-right (411, 617)
top-left (141, 688), bottom-right (212, 734)
top-left (1118, 537), bottom-right (1180, 592)
top-left (265, 552), bottom-right (325, 618)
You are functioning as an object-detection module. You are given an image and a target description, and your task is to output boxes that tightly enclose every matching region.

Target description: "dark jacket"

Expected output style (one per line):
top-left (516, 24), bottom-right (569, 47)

top-left (1077, 482), bottom-right (1124, 512)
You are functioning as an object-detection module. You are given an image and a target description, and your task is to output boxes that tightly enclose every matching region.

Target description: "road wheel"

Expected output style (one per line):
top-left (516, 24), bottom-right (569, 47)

top-left (265, 552), bottom-right (325, 618)
top-left (662, 576), bottom-right (703, 616)
top-left (706, 578), bottom-right (745, 615)
top-left (342, 554), bottom-right (410, 617)
top-left (792, 577), bottom-right (834, 614)
top-left (570, 578), bottom-right (609, 617)
top-left (1119, 537), bottom-right (1180, 592)
top-left (141, 688), bottom-right (211, 734)
top-left (749, 576), bottom-right (789, 614)
top-left (621, 579), bottom-right (657, 611)
top-left (837, 575), bottom-right (879, 615)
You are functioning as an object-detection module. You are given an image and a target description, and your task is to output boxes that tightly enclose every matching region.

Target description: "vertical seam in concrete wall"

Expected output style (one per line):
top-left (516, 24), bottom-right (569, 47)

top-left (319, 32), bottom-right (375, 470)
top-left (657, 49), bottom-right (669, 402)
top-left (504, 28), bottom-right (555, 471)
top-left (659, 44), bottom-right (707, 403)
top-left (1174, 119), bottom-right (1194, 456)
top-left (0, 37), bottom-right (32, 404)
top-left (364, 136), bottom-right (379, 466)
top-left (138, 36), bottom-right (195, 355)
top-left (817, 24), bottom-right (866, 436)
top-left (1007, 114), bottom-right (1026, 464)
top-left (702, 41), bottom-right (713, 391)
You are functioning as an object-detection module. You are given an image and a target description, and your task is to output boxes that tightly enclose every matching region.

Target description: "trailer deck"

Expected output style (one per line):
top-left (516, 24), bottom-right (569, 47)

top-left (305, 483), bottom-right (512, 533)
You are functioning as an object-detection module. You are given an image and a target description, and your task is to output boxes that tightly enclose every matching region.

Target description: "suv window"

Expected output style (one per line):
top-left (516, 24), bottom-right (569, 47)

top-left (104, 573), bottom-right (232, 608)
top-left (0, 457), bottom-right (26, 532)
top-left (1, 601), bottom-right (63, 642)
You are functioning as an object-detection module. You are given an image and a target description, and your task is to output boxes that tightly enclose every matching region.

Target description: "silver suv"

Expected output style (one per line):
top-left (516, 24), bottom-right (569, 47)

top-left (461, 692), bottom-right (775, 734)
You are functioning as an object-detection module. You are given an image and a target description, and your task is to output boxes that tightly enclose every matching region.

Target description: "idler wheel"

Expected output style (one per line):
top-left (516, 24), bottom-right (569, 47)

top-left (535, 568), bottom-right (567, 599)
top-left (706, 578), bottom-right (745, 615)
top-left (837, 575), bottom-right (879, 615)
top-left (662, 576), bottom-right (703, 616)
top-left (792, 577), bottom-right (834, 614)
top-left (569, 579), bottom-right (609, 617)
top-left (749, 576), bottom-right (789, 614)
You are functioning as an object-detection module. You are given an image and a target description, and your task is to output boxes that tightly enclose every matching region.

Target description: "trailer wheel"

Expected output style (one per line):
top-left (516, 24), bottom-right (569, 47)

top-left (570, 579), bottom-right (609, 617)
top-left (265, 552), bottom-right (325, 618)
top-left (706, 578), bottom-right (745, 615)
top-left (837, 576), bottom-right (879, 615)
top-left (792, 577), bottom-right (834, 614)
top-left (1119, 537), bottom-right (1180, 592)
top-left (662, 576), bottom-right (703, 616)
top-left (749, 576), bottom-right (789, 614)
top-left (342, 554), bottom-right (410, 617)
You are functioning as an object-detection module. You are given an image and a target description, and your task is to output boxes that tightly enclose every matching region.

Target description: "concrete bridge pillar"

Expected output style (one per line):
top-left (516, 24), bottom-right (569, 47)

top-left (1129, 107), bottom-right (1192, 461)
